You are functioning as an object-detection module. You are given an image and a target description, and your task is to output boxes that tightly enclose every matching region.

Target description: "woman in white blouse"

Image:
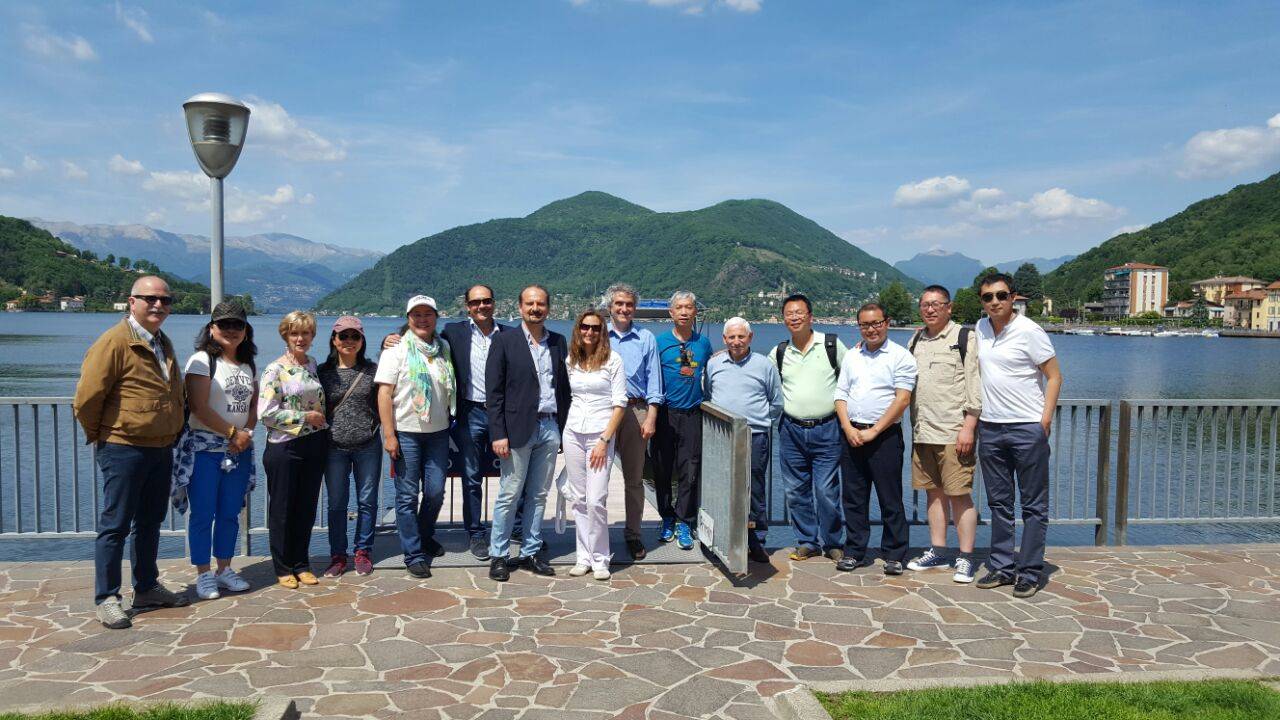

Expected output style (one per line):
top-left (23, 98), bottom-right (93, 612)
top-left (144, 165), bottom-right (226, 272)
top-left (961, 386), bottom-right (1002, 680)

top-left (564, 309), bottom-right (627, 580)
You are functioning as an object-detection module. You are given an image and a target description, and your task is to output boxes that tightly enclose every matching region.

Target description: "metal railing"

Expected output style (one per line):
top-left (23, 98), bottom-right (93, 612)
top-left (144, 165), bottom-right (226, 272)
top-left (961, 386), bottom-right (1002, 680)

top-left (698, 401), bottom-right (752, 574)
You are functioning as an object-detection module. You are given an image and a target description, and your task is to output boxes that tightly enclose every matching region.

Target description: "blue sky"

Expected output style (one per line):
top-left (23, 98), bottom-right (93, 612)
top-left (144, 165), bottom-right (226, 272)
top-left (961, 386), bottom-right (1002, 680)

top-left (2, 0), bottom-right (1279, 265)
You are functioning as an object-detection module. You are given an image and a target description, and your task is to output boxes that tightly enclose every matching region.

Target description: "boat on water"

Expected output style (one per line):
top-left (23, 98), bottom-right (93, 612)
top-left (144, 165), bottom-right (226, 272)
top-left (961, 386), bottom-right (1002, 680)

top-left (1104, 327), bottom-right (1125, 335)
top-left (1201, 329), bottom-right (1220, 338)
top-left (1064, 328), bottom-right (1096, 336)
top-left (1153, 330), bottom-right (1181, 337)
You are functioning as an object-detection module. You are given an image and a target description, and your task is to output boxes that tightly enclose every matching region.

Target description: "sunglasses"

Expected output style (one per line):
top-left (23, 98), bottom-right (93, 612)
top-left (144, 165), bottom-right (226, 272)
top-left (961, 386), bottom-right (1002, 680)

top-left (466, 297), bottom-right (495, 307)
top-left (579, 323), bottom-right (603, 333)
top-left (336, 330), bottom-right (363, 342)
top-left (132, 294), bottom-right (173, 306)
top-left (981, 291), bottom-right (1012, 303)
top-left (214, 319), bottom-right (246, 331)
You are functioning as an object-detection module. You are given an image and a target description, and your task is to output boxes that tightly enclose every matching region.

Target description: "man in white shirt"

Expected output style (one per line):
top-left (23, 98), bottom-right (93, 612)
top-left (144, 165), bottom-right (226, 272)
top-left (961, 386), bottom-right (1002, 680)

top-left (973, 273), bottom-right (1063, 598)
top-left (833, 303), bottom-right (917, 575)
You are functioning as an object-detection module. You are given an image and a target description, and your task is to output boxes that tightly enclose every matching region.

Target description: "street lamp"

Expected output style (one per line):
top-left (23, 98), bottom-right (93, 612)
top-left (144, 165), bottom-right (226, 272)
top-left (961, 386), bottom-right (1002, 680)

top-left (182, 93), bottom-right (250, 307)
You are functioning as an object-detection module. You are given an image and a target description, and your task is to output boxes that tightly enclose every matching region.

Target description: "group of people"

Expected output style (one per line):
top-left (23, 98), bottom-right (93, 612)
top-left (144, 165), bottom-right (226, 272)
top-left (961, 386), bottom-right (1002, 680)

top-left (72, 271), bottom-right (1060, 631)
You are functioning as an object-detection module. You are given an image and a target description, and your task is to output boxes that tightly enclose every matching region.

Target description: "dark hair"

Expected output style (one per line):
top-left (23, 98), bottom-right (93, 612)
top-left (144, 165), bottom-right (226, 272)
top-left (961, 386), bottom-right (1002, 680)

top-left (521, 284), bottom-right (550, 306)
top-left (858, 302), bottom-right (888, 320)
top-left (921, 285), bottom-right (951, 302)
top-left (194, 320), bottom-right (258, 374)
top-left (320, 330), bottom-right (372, 371)
top-left (782, 293), bottom-right (812, 313)
top-left (465, 284), bottom-right (495, 302)
top-left (979, 272), bottom-right (1016, 293)
top-left (568, 308), bottom-right (611, 372)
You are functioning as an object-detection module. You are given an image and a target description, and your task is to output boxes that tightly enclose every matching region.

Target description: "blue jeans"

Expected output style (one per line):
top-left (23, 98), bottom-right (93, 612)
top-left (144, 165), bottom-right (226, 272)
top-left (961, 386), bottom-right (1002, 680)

top-left (187, 450), bottom-right (251, 566)
top-left (94, 442), bottom-right (172, 604)
top-left (978, 421), bottom-right (1050, 583)
top-left (490, 416), bottom-right (560, 559)
top-left (325, 436), bottom-right (382, 556)
top-left (453, 400), bottom-right (493, 539)
top-left (779, 416), bottom-right (844, 551)
top-left (393, 430), bottom-right (449, 567)
top-left (749, 431), bottom-right (771, 549)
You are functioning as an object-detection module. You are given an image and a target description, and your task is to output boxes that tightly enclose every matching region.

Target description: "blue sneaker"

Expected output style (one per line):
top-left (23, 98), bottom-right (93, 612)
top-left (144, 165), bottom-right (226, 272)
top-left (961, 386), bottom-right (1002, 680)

top-left (907, 548), bottom-right (950, 571)
top-left (659, 518), bottom-right (676, 543)
top-left (675, 522), bottom-right (694, 550)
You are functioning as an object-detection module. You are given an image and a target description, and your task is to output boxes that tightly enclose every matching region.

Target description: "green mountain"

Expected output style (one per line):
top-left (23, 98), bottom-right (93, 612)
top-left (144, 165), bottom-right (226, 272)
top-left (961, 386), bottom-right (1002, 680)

top-left (1045, 171), bottom-right (1280, 304)
top-left (0, 215), bottom-right (211, 312)
top-left (316, 191), bottom-right (919, 315)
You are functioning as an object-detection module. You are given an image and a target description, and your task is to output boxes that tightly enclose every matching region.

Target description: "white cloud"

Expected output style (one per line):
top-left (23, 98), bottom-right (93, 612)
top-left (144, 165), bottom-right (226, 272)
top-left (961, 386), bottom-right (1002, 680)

top-left (22, 25), bottom-right (97, 61)
top-left (62, 161), bottom-right (89, 181)
top-left (144, 210), bottom-right (165, 225)
top-left (576, 0), bottom-right (761, 13)
top-left (143, 168), bottom-right (314, 224)
top-left (143, 170), bottom-right (208, 208)
top-left (108, 154), bottom-right (145, 175)
top-left (244, 97), bottom-right (347, 162)
top-left (1180, 112), bottom-right (1280, 178)
top-left (893, 175), bottom-right (972, 207)
top-left (1027, 187), bottom-right (1118, 220)
top-left (722, 0), bottom-right (762, 11)
top-left (969, 187), bottom-right (1005, 203)
top-left (227, 184), bottom-right (311, 223)
top-left (903, 222), bottom-right (978, 242)
top-left (1112, 223), bottom-right (1150, 236)
top-left (950, 185), bottom-right (1119, 224)
top-left (114, 2), bottom-right (153, 43)
top-left (0, 167), bottom-right (15, 180)
top-left (22, 155), bottom-right (43, 172)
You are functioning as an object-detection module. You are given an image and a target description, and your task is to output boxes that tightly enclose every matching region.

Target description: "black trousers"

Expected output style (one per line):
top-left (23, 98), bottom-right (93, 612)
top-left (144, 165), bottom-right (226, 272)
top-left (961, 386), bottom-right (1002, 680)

top-left (651, 405), bottom-right (702, 525)
top-left (840, 423), bottom-right (909, 563)
top-left (94, 442), bottom-right (172, 604)
top-left (264, 431), bottom-right (329, 576)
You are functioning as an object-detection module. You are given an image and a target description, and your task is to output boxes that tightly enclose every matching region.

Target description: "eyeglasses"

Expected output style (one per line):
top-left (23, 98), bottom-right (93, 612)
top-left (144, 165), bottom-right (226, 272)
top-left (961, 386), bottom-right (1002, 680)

top-left (981, 291), bottom-right (1011, 303)
top-left (858, 320), bottom-right (887, 331)
top-left (919, 301), bottom-right (950, 310)
top-left (214, 319), bottom-right (246, 331)
top-left (336, 330), bottom-right (363, 341)
top-left (579, 323), bottom-right (603, 333)
top-left (466, 297), bottom-right (494, 307)
top-left (132, 294), bottom-right (173, 306)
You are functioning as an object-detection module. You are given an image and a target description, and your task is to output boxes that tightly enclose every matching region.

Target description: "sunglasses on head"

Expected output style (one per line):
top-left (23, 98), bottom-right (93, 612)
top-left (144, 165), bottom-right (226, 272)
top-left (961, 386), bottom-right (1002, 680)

top-left (466, 297), bottom-right (495, 307)
top-left (214, 319), bottom-right (246, 331)
top-left (336, 330), bottom-right (363, 342)
top-left (132, 294), bottom-right (173, 306)
top-left (981, 290), bottom-right (1011, 303)
top-left (579, 323), bottom-right (603, 333)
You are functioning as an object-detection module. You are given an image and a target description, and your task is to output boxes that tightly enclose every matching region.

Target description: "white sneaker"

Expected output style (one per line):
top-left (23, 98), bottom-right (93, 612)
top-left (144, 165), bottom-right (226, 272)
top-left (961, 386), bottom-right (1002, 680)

top-left (569, 563), bottom-right (591, 577)
top-left (953, 557), bottom-right (976, 584)
top-left (593, 567), bottom-right (611, 581)
top-left (195, 571), bottom-right (221, 600)
top-left (216, 567), bottom-right (250, 592)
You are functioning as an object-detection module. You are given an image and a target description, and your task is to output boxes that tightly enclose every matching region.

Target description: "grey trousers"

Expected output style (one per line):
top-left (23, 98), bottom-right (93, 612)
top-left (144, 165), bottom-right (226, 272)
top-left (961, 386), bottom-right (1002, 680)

top-left (977, 421), bottom-right (1050, 583)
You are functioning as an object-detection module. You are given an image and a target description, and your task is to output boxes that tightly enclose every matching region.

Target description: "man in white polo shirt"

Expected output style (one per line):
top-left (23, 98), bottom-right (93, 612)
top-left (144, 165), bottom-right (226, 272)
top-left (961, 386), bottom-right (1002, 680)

top-left (973, 272), bottom-right (1063, 598)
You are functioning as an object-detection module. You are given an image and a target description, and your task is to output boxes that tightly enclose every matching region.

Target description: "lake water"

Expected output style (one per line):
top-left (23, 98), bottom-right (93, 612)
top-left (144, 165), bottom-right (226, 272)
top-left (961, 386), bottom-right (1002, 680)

top-left (1, 312), bottom-right (1277, 553)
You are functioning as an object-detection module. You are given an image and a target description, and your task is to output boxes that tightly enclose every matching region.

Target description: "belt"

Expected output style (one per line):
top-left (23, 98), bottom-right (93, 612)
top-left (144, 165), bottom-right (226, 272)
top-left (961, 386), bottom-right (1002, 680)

top-left (627, 397), bottom-right (648, 407)
top-left (783, 413), bottom-right (835, 429)
top-left (537, 412), bottom-right (557, 420)
top-left (850, 421), bottom-right (875, 430)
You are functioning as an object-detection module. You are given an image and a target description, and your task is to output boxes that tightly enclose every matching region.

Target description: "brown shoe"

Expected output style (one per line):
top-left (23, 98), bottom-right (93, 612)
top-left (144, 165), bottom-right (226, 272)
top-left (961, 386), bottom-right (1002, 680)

top-left (277, 575), bottom-right (299, 590)
top-left (789, 545), bottom-right (819, 561)
top-left (296, 571), bottom-right (319, 586)
top-left (825, 548), bottom-right (844, 563)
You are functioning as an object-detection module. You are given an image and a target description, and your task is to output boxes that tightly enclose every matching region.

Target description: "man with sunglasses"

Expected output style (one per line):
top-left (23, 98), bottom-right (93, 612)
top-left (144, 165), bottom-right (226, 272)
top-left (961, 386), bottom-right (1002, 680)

top-left (973, 273), bottom-right (1063, 598)
top-left (441, 285), bottom-right (509, 560)
top-left (74, 276), bottom-right (191, 629)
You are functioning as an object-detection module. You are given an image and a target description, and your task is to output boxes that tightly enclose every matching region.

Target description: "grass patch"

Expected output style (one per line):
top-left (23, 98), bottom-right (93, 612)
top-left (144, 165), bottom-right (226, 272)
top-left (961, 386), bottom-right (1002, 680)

top-left (817, 679), bottom-right (1280, 720)
top-left (0, 702), bottom-right (256, 720)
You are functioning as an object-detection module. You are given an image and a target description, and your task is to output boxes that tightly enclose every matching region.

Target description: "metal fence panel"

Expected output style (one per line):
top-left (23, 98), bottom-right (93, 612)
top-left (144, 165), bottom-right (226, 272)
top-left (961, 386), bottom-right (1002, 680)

top-left (698, 402), bottom-right (751, 575)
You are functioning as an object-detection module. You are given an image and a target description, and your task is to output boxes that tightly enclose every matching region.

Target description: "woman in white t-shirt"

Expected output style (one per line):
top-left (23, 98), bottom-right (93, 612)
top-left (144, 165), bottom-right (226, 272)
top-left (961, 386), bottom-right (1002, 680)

top-left (375, 295), bottom-right (456, 579)
top-left (181, 301), bottom-right (257, 600)
top-left (563, 309), bottom-right (626, 580)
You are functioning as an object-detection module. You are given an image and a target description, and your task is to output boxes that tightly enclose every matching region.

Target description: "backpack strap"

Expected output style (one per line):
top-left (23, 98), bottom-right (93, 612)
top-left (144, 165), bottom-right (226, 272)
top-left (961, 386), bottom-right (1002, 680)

top-left (908, 329), bottom-right (923, 355)
top-left (824, 333), bottom-right (838, 371)
top-left (957, 326), bottom-right (971, 364)
top-left (774, 341), bottom-right (788, 379)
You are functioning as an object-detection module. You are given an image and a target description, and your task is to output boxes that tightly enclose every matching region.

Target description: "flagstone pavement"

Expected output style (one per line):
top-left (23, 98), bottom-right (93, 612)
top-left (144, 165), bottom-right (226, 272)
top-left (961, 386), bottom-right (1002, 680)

top-left (1, 544), bottom-right (1278, 719)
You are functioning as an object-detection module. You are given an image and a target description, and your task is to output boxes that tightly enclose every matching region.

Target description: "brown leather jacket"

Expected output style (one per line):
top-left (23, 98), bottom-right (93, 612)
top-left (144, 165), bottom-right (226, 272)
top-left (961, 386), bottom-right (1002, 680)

top-left (73, 319), bottom-right (185, 447)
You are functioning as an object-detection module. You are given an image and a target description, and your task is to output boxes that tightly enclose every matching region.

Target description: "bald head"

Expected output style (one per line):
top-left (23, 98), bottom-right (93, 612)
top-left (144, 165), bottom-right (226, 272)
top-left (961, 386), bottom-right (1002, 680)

top-left (127, 275), bottom-right (173, 332)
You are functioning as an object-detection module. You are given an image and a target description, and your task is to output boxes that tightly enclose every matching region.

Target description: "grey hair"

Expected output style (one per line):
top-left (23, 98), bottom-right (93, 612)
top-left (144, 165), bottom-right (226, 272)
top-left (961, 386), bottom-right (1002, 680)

top-left (603, 283), bottom-right (638, 307)
top-left (669, 290), bottom-right (697, 307)
top-left (724, 316), bottom-right (751, 333)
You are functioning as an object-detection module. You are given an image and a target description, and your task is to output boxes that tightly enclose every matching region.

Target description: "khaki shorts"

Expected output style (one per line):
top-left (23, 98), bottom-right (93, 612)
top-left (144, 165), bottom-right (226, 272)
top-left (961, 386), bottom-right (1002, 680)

top-left (911, 443), bottom-right (976, 495)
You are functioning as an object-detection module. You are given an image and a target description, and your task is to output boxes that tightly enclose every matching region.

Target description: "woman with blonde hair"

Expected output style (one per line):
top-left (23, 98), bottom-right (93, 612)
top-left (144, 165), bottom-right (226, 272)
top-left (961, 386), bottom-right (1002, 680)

top-left (563, 308), bottom-right (626, 580)
top-left (258, 311), bottom-right (329, 589)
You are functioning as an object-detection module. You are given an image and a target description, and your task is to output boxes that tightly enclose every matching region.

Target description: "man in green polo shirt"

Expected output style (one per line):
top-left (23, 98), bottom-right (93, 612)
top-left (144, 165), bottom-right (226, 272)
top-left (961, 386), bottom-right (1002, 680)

top-left (774, 293), bottom-right (848, 562)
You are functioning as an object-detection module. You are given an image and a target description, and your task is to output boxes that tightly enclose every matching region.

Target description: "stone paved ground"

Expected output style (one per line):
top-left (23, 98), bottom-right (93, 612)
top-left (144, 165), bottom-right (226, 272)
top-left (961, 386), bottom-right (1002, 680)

top-left (1, 544), bottom-right (1278, 719)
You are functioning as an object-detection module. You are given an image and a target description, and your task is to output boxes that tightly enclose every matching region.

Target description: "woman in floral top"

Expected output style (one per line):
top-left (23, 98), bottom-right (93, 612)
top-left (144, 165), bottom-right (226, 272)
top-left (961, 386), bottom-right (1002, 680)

top-left (258, 311), bottom-right (330, 589)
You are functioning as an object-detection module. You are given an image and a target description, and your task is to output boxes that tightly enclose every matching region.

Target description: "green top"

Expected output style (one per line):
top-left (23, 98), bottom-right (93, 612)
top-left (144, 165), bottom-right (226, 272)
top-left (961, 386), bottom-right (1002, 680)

top-left (779, 331), bottom-right (848, 419)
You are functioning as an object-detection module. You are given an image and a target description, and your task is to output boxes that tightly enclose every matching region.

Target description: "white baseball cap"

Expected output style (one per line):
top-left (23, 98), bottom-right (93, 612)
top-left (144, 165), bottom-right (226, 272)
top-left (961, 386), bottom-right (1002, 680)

top-left (405, 295), bottom-right (437, 314)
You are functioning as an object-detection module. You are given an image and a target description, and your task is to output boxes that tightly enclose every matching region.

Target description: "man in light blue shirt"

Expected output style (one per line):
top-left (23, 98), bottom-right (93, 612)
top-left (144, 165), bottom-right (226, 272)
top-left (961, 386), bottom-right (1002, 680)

top-left (833, 302), bottom-right (917, 575)
top-left (705, 317), bottom-right (782, 564)
top-left (605, 284), bottom-right (663, 560)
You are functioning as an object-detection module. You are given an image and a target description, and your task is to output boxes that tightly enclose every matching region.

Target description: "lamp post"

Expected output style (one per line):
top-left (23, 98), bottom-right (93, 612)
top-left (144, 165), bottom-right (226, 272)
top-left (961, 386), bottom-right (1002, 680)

top-left (182, 93), bottom-right (250, 307)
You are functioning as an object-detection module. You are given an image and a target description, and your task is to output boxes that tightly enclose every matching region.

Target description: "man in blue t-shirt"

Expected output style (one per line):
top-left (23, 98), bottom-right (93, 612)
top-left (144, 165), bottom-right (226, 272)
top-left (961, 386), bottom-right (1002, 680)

top-left (653, 290), bottom-right (713, 550)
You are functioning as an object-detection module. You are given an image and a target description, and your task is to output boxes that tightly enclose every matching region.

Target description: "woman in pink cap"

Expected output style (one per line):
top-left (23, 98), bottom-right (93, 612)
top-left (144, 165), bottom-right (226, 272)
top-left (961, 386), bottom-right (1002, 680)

top-left (318, 316), bottom-right (382, 577)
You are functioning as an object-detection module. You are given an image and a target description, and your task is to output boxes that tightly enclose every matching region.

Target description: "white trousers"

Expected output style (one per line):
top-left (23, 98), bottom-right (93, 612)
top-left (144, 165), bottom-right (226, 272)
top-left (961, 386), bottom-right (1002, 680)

top-left (563, 428), bottom-right (614, 569)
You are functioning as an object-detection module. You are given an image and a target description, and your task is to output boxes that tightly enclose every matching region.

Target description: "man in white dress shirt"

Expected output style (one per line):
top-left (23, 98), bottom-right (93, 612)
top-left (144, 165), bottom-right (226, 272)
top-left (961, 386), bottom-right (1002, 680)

top-left (833, 302), bottom-right (917, 575)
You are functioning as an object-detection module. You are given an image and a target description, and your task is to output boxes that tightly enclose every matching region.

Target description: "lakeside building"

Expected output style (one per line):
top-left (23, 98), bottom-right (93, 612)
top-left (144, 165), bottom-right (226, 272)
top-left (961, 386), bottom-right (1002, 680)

top-left (1102, 262), bottom-right (1169, 318)
top-left (59, 296), bottom-right (85, 312)
top-left (1266, 281), bottom-right (1280, 331)
top-left (1163, 299), bottom-right (1225, 321)
top-left (1224, 289), bottom-right (1268, 329)
top-left (1190, 275), bottom-right (1265, 305)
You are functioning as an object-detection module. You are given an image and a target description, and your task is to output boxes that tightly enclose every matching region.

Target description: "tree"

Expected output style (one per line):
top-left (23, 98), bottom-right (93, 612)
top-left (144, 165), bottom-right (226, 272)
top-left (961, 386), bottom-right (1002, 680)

top-left (972, 266), bottom-right (999, 292)
top-left (1168, 281), bottom-right (1195, 303)
top-left (105, 253), bottom-right (115, 266)
top-left (877, 281), bottom-right (915, 324)
top-left (1013, 263), bottom-right (1043, 300)
top-left (1028, 299), bottom-right (1045, 317)
top-left (1190, 296), bottom-right (1209, 326)
top-left (81, 249), bottom-right (97, 262)
top-left (118, 257), bottom-right (131, 270)
top-left (952, 287), bottom-right (983, 324)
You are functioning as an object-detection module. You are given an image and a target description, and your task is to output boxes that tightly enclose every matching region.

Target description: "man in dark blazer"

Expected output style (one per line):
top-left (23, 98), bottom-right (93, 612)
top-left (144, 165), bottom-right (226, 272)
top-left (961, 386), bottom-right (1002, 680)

top-left (484, 284), bottom-right (571, 581)
top-left (441, 284), bottom-right (508, 560)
